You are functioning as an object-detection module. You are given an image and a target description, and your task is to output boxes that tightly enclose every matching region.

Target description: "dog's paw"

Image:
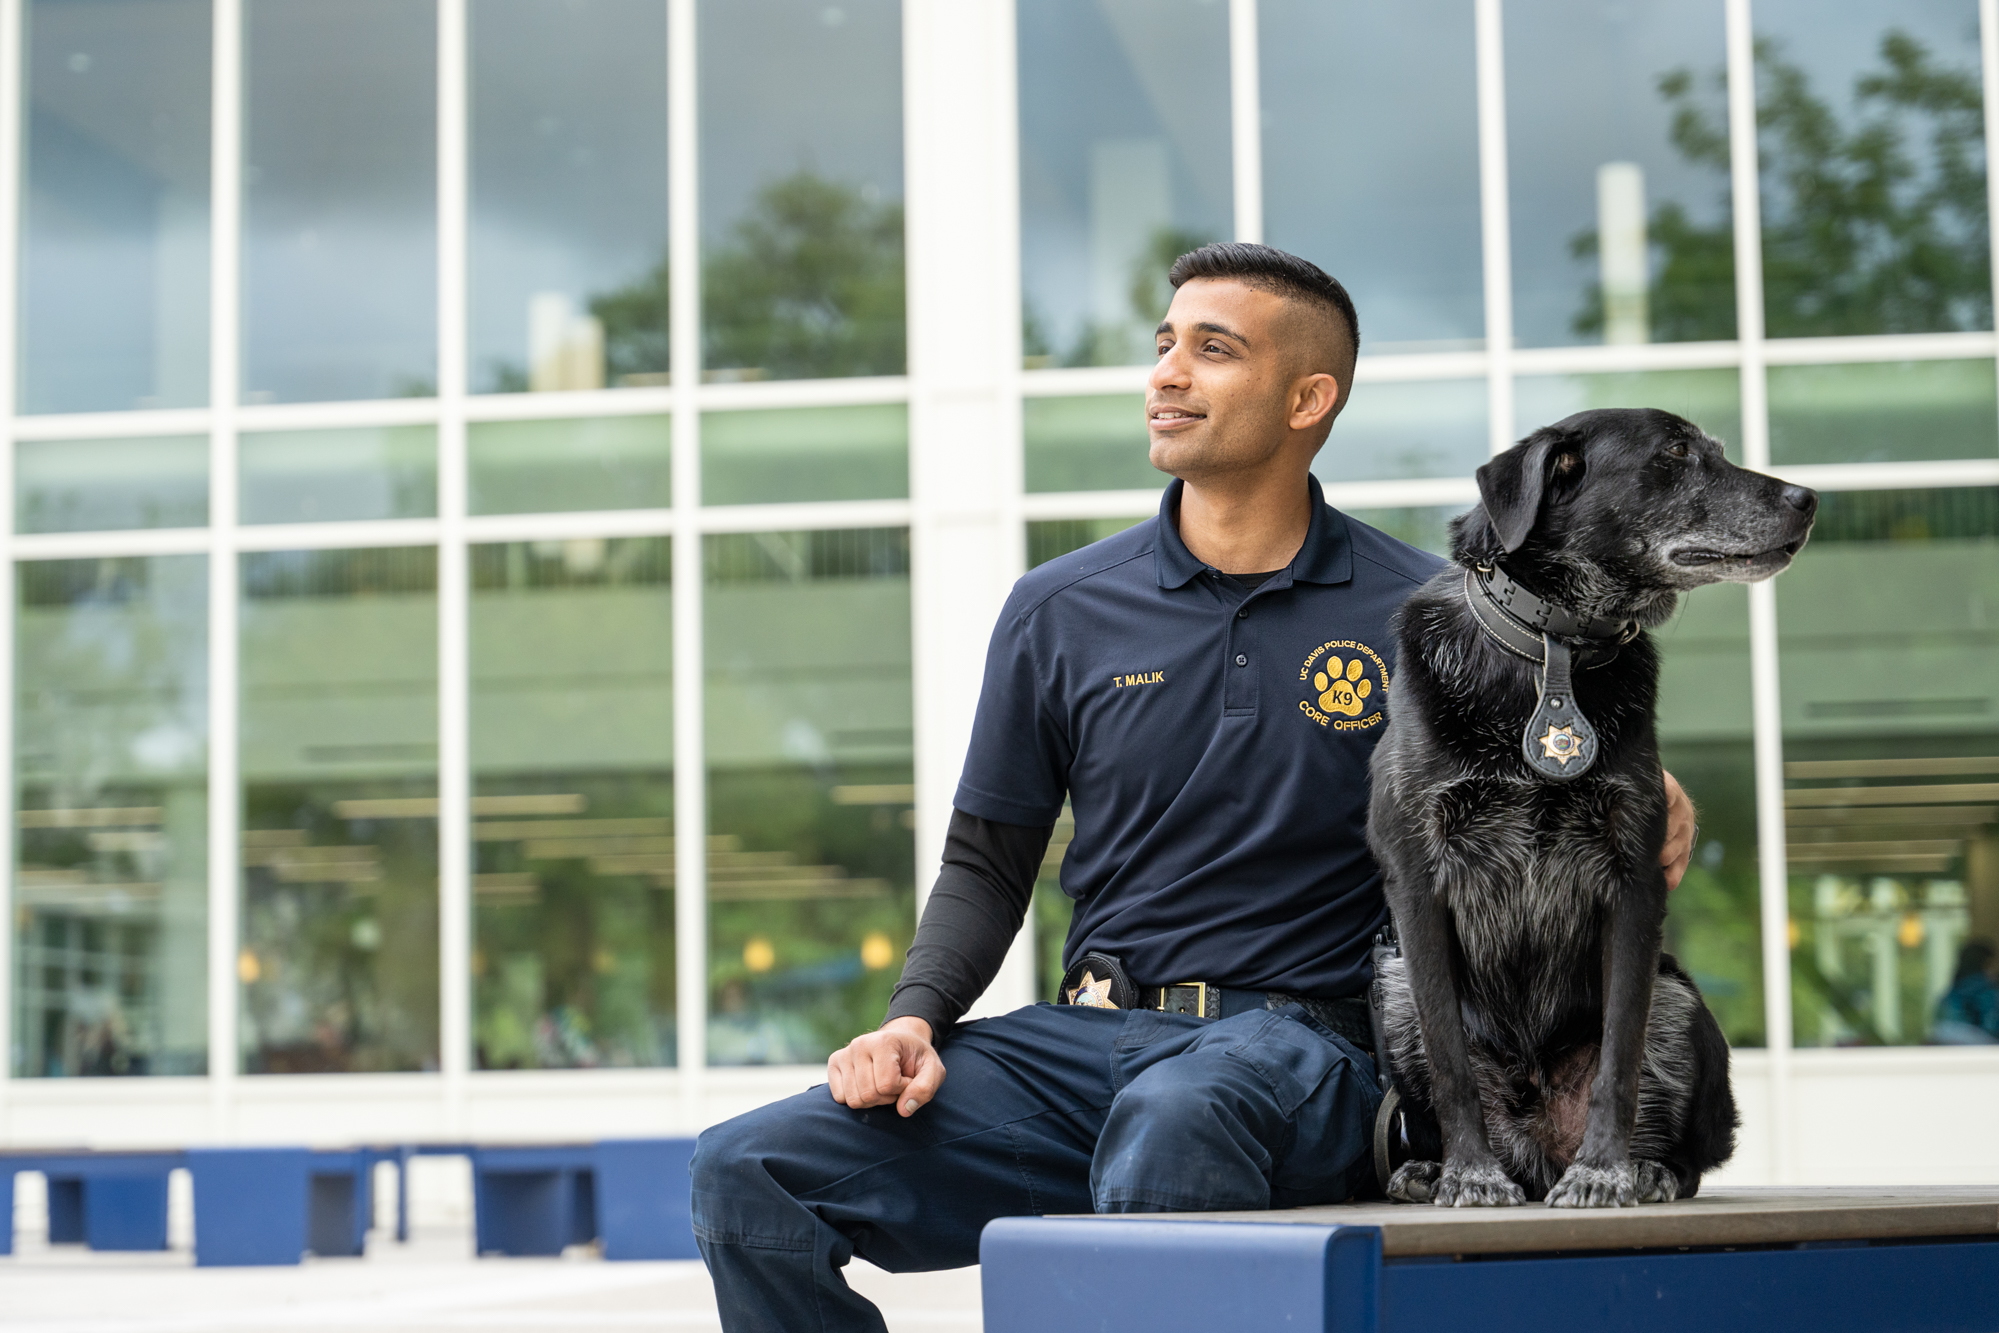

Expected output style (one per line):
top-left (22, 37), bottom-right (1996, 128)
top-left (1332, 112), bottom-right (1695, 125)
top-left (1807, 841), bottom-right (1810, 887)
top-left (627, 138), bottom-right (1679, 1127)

top-left (1431, 1159), bottom-right (1526, 1208)
top-left (1386, 1159), bottom-right (1440, 1204)
top-left (1632, 1159), bottom-right (1681, 1204)
top-left (1547, 1160), bottom-right (1638, 1208)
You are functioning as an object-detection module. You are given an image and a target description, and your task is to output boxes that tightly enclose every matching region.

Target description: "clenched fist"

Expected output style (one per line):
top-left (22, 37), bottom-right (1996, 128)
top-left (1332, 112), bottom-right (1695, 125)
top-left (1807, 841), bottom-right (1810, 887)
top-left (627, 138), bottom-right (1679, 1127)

top-left (827, 1016), bottom-right (945, 1117)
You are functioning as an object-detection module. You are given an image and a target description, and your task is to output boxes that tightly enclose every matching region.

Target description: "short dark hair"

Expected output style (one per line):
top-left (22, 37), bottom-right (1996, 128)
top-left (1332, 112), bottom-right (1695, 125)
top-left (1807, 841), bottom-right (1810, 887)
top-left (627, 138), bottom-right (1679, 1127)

top-left (1167, 242), bottom-right (1361, 369)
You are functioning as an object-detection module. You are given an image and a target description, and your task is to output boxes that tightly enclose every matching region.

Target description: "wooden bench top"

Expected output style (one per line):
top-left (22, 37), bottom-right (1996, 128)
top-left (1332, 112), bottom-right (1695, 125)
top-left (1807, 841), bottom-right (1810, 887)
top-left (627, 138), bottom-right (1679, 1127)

top-left (1067, 1187), bottom-right (1999, 1257)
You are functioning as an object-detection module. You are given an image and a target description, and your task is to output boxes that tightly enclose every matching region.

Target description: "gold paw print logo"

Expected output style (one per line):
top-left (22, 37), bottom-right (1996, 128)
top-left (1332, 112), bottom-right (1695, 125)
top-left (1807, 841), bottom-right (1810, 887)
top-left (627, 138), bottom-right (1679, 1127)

top-left (1313, 656), bottom-right (1373, 716)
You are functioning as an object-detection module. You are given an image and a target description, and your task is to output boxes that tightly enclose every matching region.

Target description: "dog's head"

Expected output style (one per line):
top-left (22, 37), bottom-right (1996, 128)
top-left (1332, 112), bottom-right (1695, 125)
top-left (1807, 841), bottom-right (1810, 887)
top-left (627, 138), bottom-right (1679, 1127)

top-left (1451, 408), bottom-right (1817, 625)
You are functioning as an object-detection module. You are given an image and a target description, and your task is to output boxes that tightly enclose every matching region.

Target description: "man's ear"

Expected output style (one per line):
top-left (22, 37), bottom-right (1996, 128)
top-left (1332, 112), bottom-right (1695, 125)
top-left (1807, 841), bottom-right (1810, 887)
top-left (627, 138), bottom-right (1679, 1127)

top-left (1475, 426), bottom-right (1581, 553)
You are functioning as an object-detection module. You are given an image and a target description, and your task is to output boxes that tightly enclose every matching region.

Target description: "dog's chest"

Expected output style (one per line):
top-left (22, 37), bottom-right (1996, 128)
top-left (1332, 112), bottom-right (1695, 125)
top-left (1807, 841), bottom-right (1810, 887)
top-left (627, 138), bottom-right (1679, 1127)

top-left (1428, 788), bottom-right (1621, 989)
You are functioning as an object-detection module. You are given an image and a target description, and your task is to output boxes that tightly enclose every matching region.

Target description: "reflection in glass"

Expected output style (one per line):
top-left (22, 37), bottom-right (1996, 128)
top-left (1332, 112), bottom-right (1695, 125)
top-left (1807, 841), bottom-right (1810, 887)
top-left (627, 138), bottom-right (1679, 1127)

top-left (242, 0), bottom-right (437, 403)
top-left (1506, 0), bottom-right (1734, 347)
top-left (1023, 395), bottom-right (1156, 494)
top-left (1261, 0), bottom-right (1482, 351)
top-left (239, 548), bottom-right (438, 1073)
top-left (21, 0), bottom-right (210, 414)
top-left (240, 426), bottom-right (438, 524)
top-left (1026, 517), bottom-right (1145, 570)
top-left (471, 540), bottom-right (674, 1068)
top-left (704, 529), bottom-right (914, 1065)
top-left (1342, 507), bottom-right (1468, 560)
top-left (701, 406), bottom-right (907, 505)
top-left (14, 557), bottom-right (208, 1076)
top-left (1018, 0), bottom-right (1231, 367)
top-left (1768, 361), bottom-right (1997, 465)
top-left (1516, 369), bottom-right (1743, 460)
top-left (1317, 380), bottom-right (1486, 485)
top-left (1753, 0), bottom-right (1990, 336)
top-left (469, 417), bottom-right (670, 515)
top-left (16, 437), bottom-right (208, 533)
top-left (1779, 489), bottom-right (1998, 1047)
top-left (698, 0), bottom-right (903, 381)
top-left (470, 0), bottom-right (669, 394)
top-left (1655, 583), bottom-right (1763, 1045)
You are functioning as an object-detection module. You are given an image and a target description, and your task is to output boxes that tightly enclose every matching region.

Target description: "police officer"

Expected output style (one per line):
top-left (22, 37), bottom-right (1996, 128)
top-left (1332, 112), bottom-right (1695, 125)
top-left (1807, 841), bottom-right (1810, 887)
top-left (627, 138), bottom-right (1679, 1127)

top-left (690, 243), bottom-right (1697, 1333)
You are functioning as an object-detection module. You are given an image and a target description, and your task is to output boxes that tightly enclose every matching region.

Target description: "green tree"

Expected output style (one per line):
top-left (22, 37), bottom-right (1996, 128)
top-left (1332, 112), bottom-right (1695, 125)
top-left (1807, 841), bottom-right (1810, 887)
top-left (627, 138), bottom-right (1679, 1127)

top-left (590, 170), bottom-right (906, 382)
top-left (1571, 31), bottom-right (1990, 341)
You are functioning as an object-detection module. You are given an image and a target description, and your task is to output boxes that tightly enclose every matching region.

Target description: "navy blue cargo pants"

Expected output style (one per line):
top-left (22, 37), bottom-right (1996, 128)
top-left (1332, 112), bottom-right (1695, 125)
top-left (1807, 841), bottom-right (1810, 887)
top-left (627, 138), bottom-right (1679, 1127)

top-left (689, 1001), bottom-right (1381, 1333)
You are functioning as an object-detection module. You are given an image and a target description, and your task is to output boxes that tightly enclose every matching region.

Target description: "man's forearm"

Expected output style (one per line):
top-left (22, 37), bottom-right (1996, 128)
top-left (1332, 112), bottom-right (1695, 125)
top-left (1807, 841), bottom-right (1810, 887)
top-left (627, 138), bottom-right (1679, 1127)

top-left (883, 810), bottom-right (1054, 1039)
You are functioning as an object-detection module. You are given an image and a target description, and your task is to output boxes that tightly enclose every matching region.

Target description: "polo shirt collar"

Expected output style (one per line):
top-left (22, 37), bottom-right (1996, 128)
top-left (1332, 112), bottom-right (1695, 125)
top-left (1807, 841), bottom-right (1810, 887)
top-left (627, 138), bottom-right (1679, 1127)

top-left (1153, 475), bottom-right (1354, 590)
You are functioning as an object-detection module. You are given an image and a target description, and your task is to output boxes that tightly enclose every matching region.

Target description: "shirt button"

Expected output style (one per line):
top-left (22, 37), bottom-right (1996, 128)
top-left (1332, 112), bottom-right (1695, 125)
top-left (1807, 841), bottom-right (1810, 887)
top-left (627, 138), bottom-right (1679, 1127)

top-left (1235, 654), bottom-right (1248, 667)
top-left (1236, 608), bottom-right (1248, 619)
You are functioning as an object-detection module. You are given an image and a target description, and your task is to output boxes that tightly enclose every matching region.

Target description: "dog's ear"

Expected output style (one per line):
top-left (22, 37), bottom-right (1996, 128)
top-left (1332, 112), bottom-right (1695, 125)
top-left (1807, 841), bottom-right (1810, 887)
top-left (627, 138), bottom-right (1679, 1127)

top-left (1476, 426), bottom-right (1584, 553)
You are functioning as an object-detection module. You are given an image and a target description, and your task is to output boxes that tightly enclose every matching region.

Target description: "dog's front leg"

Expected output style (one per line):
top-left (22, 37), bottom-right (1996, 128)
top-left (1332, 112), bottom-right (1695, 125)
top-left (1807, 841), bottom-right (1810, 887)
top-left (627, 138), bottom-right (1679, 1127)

top-left (1547, 885), bottom-right (1665, 1208)
top-left (1393, 879), bottom-right (1524, 1208)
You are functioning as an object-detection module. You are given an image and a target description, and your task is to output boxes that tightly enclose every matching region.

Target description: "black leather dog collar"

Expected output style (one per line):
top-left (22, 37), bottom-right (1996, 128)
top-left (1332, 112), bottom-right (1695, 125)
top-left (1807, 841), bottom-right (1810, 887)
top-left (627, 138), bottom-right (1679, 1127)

top-left (1462, 565), bottom-right (1637, 782)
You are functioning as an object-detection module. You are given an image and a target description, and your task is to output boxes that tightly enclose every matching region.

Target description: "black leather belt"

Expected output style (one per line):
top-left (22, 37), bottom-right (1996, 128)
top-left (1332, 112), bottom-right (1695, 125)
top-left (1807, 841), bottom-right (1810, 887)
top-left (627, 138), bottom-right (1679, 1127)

top-left (1059, 952), bottom-right (1375, 1054)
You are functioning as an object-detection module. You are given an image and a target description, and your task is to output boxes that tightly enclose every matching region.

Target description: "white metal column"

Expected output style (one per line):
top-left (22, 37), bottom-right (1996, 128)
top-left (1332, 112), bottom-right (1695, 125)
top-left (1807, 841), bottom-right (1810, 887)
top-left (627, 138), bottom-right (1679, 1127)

top-left (904, 0), bottom-right (1034, 1019)
top-left (1725, 0), bottom-right (1795, 1183)
top-left (1228, 0), bottom-right (1261, 245)
top-left (1473, 0), bottom-right (1515, 455)
top-left (207, 0), bottom-right (244, 1138)
top-left (668, 0), bottom-right (708, 1104)
top-left (0, 0), bottom-right (21, 1136)
top-left (436, 0), bottom-right (472, 1129)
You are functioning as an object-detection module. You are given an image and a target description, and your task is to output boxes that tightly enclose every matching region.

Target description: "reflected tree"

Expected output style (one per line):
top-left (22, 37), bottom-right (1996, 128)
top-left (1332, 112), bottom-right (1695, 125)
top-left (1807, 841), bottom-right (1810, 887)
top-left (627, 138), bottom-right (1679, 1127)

top-left (591, 170), bottom-right (906, 382)
top-left (1572, 31), bottom-right (1990, 341)
top-left (1026, 224), bottom-right (1215, 368)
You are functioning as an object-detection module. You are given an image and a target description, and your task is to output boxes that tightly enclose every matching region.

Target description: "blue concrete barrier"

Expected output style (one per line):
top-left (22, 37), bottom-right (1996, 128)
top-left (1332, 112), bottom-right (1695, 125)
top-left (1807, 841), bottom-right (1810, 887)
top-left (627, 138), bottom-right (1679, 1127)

top-left (0, 1152), bottom-right (180, 1253)
top-left (471, 1144), bottom-right (598, 1257)
top-left (981, 1216), bottom-right (1999, 1333)
top-left (594, 1138), bottom-right (699, 1260)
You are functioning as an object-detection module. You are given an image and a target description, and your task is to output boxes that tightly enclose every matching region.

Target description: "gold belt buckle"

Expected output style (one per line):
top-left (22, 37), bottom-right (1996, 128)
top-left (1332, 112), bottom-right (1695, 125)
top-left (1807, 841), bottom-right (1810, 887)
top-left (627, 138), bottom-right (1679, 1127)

top-left (1162, 981), bottom-right (1211, 1018)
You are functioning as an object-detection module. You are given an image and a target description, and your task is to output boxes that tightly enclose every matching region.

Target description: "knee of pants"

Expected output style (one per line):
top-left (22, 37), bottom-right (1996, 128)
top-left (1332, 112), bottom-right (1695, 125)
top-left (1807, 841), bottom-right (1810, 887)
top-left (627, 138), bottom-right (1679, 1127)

top-left (1091, 1073), bottom-right (1274, 1211)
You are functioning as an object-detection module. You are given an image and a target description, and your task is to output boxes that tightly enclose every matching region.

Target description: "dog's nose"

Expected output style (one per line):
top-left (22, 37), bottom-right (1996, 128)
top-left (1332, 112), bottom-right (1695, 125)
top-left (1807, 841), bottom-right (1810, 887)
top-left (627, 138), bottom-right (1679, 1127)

top-left (1781, 484), bottom-right (1817, 516)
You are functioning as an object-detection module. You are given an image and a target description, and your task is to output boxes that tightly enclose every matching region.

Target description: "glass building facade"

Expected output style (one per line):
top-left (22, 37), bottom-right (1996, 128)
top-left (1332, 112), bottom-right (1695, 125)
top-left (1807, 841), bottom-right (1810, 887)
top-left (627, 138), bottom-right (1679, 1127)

top-left (1, 0), bottom-right (1994, 1153)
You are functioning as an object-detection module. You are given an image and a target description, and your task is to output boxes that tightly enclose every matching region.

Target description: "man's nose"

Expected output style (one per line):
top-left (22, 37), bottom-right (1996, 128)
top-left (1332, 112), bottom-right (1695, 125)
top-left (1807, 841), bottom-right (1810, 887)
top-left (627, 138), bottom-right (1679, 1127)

top-left (1149, 345), bottom-right (1189, 389)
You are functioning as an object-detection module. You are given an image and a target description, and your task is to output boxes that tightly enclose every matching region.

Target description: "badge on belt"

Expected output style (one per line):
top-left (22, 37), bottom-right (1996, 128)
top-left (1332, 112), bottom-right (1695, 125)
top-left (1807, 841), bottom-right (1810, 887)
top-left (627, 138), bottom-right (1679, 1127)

top-left (1059, 952), bottom-right (1136, 1010)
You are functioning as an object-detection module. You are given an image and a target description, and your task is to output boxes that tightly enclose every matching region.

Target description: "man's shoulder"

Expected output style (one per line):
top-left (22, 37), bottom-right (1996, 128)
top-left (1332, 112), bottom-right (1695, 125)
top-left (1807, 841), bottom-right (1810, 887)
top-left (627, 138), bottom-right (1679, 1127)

top-left (1005, 520), bottom-right (1157, 622)
top-left (1338, 510), bottom-right (1452, 589)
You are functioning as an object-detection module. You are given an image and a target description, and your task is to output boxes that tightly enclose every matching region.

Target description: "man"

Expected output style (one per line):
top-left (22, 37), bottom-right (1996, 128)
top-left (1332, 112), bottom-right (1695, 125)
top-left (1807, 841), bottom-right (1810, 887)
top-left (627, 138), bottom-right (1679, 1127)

top-left (690, 243), bottom-right (1696, 1332)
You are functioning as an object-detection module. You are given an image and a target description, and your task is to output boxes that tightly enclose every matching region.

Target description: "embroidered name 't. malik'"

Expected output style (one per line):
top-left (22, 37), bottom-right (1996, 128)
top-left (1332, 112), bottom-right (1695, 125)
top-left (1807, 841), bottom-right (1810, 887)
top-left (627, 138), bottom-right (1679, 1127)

top-left (1112, 671), bottom-right (1164, 689)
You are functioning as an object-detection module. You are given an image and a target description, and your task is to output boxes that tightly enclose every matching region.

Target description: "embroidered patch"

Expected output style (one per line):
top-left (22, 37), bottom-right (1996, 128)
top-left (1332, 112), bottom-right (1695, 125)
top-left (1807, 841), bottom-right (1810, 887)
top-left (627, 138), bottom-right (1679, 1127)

top-left (1297, 639), bottom-right (1388, 731)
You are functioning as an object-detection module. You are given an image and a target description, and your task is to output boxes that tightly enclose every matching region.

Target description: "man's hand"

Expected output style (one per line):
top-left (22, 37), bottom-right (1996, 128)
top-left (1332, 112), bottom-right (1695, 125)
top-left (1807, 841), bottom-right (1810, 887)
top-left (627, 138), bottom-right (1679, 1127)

top-left (826, 1016), bottom-right (945, 1117)
top-left (1661, 770), bottom-right (1696, 891)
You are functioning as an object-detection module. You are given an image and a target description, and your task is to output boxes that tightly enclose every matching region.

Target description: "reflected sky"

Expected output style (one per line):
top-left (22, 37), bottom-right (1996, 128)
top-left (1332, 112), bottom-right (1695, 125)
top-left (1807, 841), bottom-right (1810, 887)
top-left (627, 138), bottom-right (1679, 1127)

top-left (1018, 0), bottom-right (1231, 368)
top-left (1262, 0), bottom-right (1483, 353)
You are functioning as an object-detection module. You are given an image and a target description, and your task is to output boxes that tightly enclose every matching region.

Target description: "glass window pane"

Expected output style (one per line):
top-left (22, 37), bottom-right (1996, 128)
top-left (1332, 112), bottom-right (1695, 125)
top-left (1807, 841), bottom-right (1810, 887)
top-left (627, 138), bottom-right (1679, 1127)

top-left (240, 425), bottom-right (438, 524)
top-left (239, 548), bottom-right (439, 1073)
top-left (1261, 0), bottom-right (1483, 352)
top-left (1779, 489), bottom-right (1999, 1047)
top-left (1516, 368), bottom-right (1744, 460)
top-left (1753, 0), bottom-right (1990, 337)
top-left (471, 539), bottom-right (674, 1069)
top-left (1657, 582), bottom-right (1764, 1045)
top-left (468, 416), bottom-right (670, 515)
top-left (14, 556), bottom-right (209, 1077)
top-left (1341, 506), bottom-right (1469, 559)
top-left (705, 528), bottom-right (913, 1066)
top-left (243, 0), bottom-right (437, 404)
top-left (1023, 394), bottom-right (1155, 494)
top-left (700, 405), bottom-right (907, 506)
top-left (21, 0), bottom-right (210, 414)
top-left (699, 0), bottom-right (904, 382)
top-left (16, 436), bottom-right (208, 533)
top-left (1317, 380), bottom-right (1487, 484)
top-left (1506, 0), bottom-right (1735, 347)
top-left (470, 0), bottom-right (670, 395)
top-left (1026, 517), bottom-right (1145, 570)
top-left (1769, 360), bottom-right (1998, 466)
top-left (1018, 0), bottom-right (1231, 368)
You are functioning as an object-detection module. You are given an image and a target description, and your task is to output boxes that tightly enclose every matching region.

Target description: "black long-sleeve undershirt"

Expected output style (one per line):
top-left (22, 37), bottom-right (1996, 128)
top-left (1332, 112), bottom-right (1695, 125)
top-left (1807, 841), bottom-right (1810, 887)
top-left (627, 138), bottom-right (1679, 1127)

top-left (883, 809), bottom-right (1054, 1040)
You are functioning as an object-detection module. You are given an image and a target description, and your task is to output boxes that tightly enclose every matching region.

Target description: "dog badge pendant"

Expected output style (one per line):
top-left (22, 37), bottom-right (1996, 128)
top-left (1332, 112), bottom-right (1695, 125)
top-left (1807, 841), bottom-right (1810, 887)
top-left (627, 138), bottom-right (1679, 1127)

top-left (1522, 634), bottom-right (1598, 781)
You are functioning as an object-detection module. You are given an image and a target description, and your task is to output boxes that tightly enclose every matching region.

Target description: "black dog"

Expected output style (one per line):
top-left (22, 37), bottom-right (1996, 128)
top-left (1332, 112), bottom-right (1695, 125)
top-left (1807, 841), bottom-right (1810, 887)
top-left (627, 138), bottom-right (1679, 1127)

top-left (1366, 408), bottom-right (1815, 1208)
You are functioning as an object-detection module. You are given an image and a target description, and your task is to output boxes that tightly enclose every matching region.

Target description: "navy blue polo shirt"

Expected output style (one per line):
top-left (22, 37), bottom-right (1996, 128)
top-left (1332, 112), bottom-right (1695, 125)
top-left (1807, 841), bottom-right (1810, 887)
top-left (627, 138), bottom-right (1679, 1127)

top-left (954, 476), bottom-right (1447, 998)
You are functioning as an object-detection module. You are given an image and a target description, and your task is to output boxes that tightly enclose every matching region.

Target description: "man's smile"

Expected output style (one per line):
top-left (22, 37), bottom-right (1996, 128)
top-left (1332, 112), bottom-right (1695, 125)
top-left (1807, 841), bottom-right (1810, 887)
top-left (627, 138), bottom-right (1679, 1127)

top-left (1149, 405), bottom-right (1206, 430)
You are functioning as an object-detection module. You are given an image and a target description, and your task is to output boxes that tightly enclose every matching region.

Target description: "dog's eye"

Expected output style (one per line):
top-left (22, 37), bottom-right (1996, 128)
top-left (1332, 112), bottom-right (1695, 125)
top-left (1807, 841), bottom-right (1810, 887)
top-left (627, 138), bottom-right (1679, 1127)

top-left (1665, 442), bottom-right (1690, 459)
